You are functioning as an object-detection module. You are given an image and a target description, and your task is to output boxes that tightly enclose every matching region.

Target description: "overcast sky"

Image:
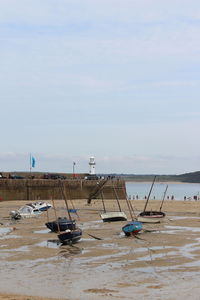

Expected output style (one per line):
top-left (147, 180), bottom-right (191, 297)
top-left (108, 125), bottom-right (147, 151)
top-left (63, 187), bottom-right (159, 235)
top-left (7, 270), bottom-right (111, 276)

top-left (0, 0), bottom-right (200, 174)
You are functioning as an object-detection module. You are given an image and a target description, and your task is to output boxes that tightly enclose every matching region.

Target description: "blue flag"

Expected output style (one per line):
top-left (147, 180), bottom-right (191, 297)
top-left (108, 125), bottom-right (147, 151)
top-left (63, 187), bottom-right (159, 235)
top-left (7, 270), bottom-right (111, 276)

top-left (32, 156), bottom-right (36, 168)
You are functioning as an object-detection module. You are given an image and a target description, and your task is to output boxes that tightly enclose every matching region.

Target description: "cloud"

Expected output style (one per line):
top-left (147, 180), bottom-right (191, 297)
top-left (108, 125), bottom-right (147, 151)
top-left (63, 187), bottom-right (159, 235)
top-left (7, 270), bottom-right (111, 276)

top-left (1, 0), bottom-right (200, 26)
top-left (0, 152), bottom-right (199, 174)
top-left (0, 1), bottom-right (200, 174)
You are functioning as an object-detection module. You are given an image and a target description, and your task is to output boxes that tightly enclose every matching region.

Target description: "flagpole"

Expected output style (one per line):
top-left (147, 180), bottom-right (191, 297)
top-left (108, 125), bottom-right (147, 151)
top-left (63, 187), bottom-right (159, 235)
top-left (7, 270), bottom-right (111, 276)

top-left (30, 154), bottom-right (32, 174)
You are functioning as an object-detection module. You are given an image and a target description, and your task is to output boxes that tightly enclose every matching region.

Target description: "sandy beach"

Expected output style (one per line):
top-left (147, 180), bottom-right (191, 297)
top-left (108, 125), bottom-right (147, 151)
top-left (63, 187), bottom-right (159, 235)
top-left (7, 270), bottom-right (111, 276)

top-left (1, 198), bottom-right (200, 300)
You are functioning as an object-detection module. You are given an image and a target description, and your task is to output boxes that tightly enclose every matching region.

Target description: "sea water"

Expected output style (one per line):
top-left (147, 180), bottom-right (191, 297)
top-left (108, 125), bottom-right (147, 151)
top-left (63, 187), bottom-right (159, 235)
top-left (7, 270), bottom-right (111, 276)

top-left (126, 181), bottom-right (200, 201)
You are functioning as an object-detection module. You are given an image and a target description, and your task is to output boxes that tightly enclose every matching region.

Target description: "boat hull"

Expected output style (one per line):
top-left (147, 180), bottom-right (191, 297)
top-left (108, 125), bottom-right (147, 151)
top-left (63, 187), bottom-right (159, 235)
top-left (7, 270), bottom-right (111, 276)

top-left (46, 218), bottom-right (76, 232)
top-left (39, 205), bottom-right (52, 212)
top-left (100, 211), bottom-right (127, 222)
top-left (137, 211), bottom-right (165, 223)
top-left (58, 228), bottom-right (82, 244)
top-left (122, 221), bottom-right (143, 236)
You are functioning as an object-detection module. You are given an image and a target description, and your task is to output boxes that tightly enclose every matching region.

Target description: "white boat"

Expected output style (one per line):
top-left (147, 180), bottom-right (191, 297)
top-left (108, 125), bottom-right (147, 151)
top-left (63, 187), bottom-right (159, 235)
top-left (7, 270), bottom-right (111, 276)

top-left (99, 183), bottom-right (127, 222)
top-left (10, 205), bottom-right (43, 220)
top-left (137, 211), bottom-right (165, 223)
top-left (25, 201), bottom-right (52, 212)
top-left (100, 211), bottom-right (127, 222)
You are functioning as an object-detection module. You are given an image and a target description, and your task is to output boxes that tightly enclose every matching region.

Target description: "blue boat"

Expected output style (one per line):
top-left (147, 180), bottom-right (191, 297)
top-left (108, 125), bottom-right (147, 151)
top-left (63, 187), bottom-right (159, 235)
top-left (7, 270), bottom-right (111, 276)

top-left (68, 208), bottom-right (78, 214)
top-left (122, 221), bottom-right (143, 236)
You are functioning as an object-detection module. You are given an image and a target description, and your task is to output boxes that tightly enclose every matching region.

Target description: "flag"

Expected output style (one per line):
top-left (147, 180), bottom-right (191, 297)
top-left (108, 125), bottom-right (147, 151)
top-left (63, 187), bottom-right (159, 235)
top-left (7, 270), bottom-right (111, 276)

top-left (31, 156), bottom-right (36, 168)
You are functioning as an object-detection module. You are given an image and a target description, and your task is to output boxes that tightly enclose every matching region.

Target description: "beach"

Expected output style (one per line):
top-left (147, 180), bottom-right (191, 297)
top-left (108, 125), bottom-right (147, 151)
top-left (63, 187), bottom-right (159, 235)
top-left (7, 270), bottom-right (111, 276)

top-left (0, 198), bottom-right (200, 300)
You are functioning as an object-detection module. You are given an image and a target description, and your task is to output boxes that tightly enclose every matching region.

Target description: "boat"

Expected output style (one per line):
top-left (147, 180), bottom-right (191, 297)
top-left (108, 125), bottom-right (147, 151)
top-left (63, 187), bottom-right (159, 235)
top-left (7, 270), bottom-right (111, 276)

top-left (121, 188), bottom-right (143, 236)
top-left (137, 211), bottom-right (165, 223)
top-left (45, 217), bottom-right (76, 232)
top-left (122, 221), bottom-right (143, 236)
top-left (26, 201), bottom-right (52, 212)
top-left (99, 183), bottom-right (127, 222)
top-left (57, 182), bottom-right (82, 244)
top-left (10, 205), bottom-right (43, 220)
top-left (100, 211), bottom-right (127, 222)
top-left (137, 177), bottom-right (167, 223)
top-left (58, 228), bottom-right (82, 245)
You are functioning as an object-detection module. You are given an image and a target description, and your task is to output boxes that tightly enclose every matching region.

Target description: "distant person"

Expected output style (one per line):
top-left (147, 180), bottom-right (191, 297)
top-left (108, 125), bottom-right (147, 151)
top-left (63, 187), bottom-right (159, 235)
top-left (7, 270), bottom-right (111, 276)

top-left (171, 195), bottom-right (174, 200)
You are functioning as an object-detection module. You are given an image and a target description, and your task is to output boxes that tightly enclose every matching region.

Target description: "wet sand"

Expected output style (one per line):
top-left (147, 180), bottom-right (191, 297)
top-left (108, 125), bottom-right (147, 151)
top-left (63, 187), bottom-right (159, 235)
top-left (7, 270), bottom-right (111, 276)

top-left (0, 199), bottom-right (200, 300)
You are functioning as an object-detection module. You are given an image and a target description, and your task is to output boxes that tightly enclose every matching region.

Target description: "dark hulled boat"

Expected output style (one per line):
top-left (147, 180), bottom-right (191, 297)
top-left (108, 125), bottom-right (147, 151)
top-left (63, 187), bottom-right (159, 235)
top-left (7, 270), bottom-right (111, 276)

top-left (58, 228), bottom-right (82, 245)
top-left (57, 181), bottom-right (82, 245)
top-left (100, 211), bottom-right (127, 222)
top-left (45, 217), bottom-right (76, 232)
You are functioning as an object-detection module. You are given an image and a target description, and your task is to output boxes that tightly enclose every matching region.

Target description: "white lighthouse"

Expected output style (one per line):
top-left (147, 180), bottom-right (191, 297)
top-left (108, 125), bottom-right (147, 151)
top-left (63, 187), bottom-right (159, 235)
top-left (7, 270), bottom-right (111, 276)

top-left (89, 156), bottom-right (96, 175)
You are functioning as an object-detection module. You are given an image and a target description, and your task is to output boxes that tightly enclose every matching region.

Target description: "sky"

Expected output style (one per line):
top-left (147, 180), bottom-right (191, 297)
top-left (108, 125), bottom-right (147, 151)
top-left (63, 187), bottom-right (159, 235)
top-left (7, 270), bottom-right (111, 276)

top-left (0, 0), bottom-right (200, 174)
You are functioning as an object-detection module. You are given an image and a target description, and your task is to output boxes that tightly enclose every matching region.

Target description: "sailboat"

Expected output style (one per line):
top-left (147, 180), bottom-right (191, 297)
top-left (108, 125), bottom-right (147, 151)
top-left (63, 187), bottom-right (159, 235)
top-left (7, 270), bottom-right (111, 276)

top-left (122, 220), bottom-right (143, 236)
top-left (57, 182), bottom-right (82, 244)
top-left (122, 186), bottom-right (143, 236)
top-left (99, 184), bottom-right (127, 222)
top-left (46, 217), bottom-right (76, 232)
top-left (137, 176), bottom-right (166, 223)
top-left (45, 194), bottom-right (76, 233)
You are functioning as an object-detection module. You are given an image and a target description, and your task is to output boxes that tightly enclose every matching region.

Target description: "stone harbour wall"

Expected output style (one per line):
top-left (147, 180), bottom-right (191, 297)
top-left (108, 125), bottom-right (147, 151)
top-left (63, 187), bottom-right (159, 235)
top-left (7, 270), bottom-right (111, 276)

top-left (0, 178), bottom-right (126, 201)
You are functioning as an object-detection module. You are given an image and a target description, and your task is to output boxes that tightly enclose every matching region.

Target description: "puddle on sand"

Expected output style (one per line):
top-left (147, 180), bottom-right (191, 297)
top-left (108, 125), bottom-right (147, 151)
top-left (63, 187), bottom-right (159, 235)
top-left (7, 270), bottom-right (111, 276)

top-left (169, 216), bottom-right (200, 220)
top-left (80, 220), bottom-right (102, 230)
top-left (6, 246), bottom-right (30, 252)
top-left (157, 224), bottom-right (200, 235)
top-left (33, 229), bottom-right (51, 234)
top-left (59, 245), bottom-right (83, 258)
top-left (36, 240), bottom-right (60, 249)
top-left (165, 225), bottom-right (200, 233)
top-left (81, 238), bottom-right (95, 242)
top-left (0, 233), bottom-right (20, 240)
top-left (0, 227), bottom-right (13, 235)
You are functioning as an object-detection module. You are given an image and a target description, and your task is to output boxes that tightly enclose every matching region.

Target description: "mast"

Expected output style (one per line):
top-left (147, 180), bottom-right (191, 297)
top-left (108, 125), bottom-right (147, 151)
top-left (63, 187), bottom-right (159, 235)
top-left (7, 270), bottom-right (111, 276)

top-left (101, 191), bottom-right (106, 213)
top-left (143, 175), bottom-right (156, 212)
top-left (159, 184), bottom-right (168, 211)
top-left (59, 181), bottom-right (72, 221)
top-left (112, 182), bottom-right (122, 212)
top-left (122, 184), bottom-right (134, 220)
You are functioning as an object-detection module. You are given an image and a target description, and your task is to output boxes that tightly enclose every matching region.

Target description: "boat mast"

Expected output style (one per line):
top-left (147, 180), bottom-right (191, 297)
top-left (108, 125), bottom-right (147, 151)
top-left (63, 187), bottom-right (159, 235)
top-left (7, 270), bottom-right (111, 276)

top-left (143, 175), bottom-right (156, 212)
top-left (159, 184), bottom-right (168, 212)
top-left (66, 181), bottom-right (80, 220)
top-left (100, 191), bottom-right (106, 213)
top-left (51, 197), bottom-right (61, 234)
top-left (112, 183), bottom-right (122, 212)
top-left (122, 185), bottom-right (135, 220)
top-left (59, 181), bottom-right (72, 221)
